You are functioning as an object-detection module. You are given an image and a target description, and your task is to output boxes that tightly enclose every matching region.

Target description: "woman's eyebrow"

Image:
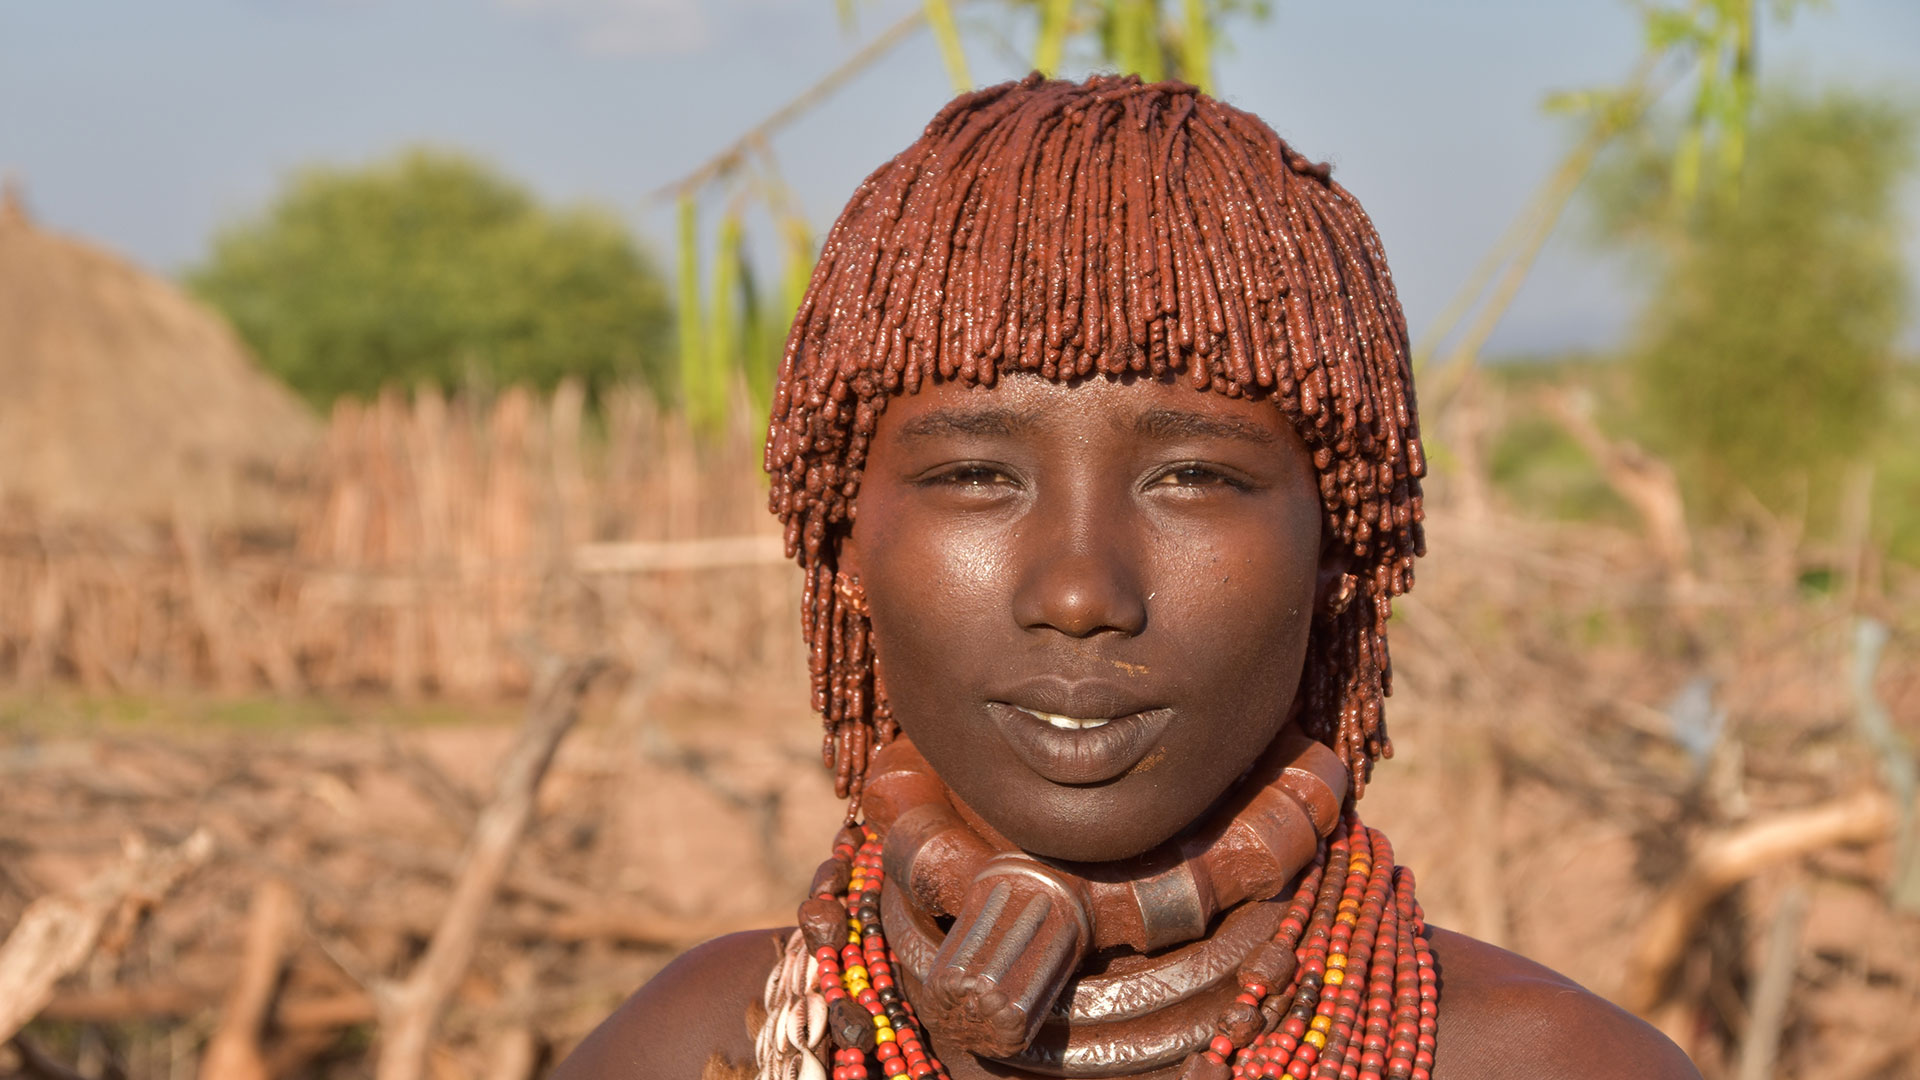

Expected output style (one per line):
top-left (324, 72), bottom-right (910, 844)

top-left (1132, 408), bottom-right (1276, 444)
top-left (894, 406), bottom-right (1042, 441)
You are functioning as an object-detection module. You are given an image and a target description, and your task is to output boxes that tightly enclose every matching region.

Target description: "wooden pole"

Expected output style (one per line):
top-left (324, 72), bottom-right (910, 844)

top-left (199, 879), bottom-right (300, 1080)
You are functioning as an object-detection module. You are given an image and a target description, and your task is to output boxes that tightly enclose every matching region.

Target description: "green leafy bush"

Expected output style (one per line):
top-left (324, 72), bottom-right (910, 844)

top-left (190, 149), bottom-right (672, 406)
top-left (1594, 90), bottom-right (1914, 519)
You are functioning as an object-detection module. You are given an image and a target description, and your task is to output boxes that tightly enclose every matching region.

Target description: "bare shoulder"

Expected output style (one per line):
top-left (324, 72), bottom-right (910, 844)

top-left (552, 928), bottom-right (790, 1080)
top-left (1426, 927), bottom-right (1699, 1080)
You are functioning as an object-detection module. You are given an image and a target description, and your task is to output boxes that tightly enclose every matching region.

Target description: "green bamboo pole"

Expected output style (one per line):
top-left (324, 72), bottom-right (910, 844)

top-left (925, 0), bottom-right (973, 92)
top-left (674, 194), bottom-right (708, 420)
top-left (1181, 0), bottom-right (1211, 90)
top-left (1034, 0), bottom-right (1073, 75)
top-left (707, 211), bottom-right (745, 426)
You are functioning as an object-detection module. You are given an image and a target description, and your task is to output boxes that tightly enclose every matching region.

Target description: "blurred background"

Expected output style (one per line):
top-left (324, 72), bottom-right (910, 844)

top-left (1, 2), bottom-right (1916, 1078)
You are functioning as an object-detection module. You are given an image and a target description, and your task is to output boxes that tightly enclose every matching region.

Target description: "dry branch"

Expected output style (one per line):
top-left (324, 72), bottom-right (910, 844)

top-left (654, 7), bottom-right (927, 198)
top-left (1733, 883), bottom-right (1806, 1080)
top-left (198, 879), bottom-right (299, 1080)
top-left (1538, 388), bottom-right (1693, 586)
top-left (1622, 791), bottom-right (1895, 1013)
top-left (480, 961), bottom-right (538, 1080)
top-left (372, 655), bottom-right (605, 1080)
top-left (39, 985), bottom-right (210, 1024)
top-left (40, 983), bottom-right (377, 1032)
top-left (8, 1035), bottom-right (90, 1080)
top-left (0, 829), bottom-right (213, 1043)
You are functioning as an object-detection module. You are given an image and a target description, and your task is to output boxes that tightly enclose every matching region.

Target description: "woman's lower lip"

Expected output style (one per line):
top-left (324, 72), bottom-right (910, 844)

top-left (988, 702), bottom-right (1174, 785)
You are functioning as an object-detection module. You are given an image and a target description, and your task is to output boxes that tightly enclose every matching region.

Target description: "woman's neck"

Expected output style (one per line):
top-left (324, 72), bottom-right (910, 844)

top-left (852, 732), bottom-right (1346, 1071)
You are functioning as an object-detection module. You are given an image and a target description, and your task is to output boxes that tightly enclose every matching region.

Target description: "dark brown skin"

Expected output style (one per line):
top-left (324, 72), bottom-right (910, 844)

top-left (553, 375), bottom-right (1699, 1079)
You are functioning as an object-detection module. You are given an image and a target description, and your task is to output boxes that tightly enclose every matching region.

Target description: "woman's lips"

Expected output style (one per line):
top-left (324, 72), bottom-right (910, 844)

top-left (988, 701), bottom-right (1174, 785)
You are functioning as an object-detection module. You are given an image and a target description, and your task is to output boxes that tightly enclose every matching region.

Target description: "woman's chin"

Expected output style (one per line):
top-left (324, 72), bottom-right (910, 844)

top-left (981, 800), bottom-right (1189, 865)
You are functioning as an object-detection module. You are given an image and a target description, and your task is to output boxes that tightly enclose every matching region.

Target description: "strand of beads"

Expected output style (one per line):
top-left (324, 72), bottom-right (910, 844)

top-left (818, 828), bottom-right (952, 1080)
top-left (1220, 818), bottom-right (1351, 1080)
top-left (1220, 816), bottom-right (1436, 1080)
top-left (1397, 871), bottom-right (1439, 1080)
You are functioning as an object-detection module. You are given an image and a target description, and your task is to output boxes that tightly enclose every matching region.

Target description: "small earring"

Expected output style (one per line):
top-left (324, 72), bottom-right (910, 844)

top-left (1325, 572), bottom-right (1357, 617)
top-left (834, 571), bottom-right (870, 616)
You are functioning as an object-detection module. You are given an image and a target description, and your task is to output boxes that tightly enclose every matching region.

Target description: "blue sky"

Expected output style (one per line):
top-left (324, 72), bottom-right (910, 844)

top-left (4, 0), bottom-right (1916, 356)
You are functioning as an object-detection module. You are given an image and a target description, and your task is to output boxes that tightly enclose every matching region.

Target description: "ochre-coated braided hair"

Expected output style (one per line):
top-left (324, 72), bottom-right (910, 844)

top-left (765, 73), bottom-right (1425, 812)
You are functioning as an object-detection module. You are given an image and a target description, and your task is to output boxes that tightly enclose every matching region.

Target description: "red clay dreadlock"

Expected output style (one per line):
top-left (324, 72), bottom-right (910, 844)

top-left (765, 73), bottom-right (1425, 811)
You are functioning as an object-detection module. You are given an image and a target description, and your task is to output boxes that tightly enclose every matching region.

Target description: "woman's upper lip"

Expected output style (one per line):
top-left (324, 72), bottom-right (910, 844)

top-left (991, 675), bottom-right (1163, 719)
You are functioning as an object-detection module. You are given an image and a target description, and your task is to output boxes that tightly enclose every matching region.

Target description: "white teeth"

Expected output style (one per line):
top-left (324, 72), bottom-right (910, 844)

top-left (1017, 707), bottom-right (1112, 730)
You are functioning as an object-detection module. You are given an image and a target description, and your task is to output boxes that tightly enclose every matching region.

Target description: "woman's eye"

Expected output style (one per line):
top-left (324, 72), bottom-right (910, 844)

top-left (923, 464), bottom-right (1016, 490)
top-left (1152, 465), bottom-right (1243, 489)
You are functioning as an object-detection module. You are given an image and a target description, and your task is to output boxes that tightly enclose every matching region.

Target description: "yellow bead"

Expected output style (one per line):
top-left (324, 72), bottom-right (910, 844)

top-left (1327, 955), bottom-right (1346, 970)
top-left (1324, 968), bottom-right (1345, 986)
top-left (1303, 1030), bottom-right (1327, 1050)
top-left (1310, 1015), bottom-right (1332, 1034)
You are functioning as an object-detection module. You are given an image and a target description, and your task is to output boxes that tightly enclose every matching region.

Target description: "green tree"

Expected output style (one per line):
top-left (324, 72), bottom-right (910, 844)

top-left (190, 149), bottom-right (672, 406)
top-left (1593, 89), bottom-right (1914, 517)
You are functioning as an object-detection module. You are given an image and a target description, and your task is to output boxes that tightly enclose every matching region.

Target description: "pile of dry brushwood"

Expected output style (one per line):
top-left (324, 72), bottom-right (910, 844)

top-left (0, 656), bottom-right (843, 1080)
top-left (1362, 472), bottom-right (1920, 1080)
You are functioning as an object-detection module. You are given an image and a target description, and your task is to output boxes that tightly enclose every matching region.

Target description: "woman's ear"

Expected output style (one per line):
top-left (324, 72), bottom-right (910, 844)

top-left (836, 530), bottom-right (864, 582)
top-left (1315, 532), bottom-right (1356, 619)
top-left (833, 532), bottom-right (870, 616)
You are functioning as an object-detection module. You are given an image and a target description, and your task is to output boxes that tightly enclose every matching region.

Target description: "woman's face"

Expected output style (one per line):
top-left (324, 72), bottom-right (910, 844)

top-left (841, 372), bottom-right (1329, 863)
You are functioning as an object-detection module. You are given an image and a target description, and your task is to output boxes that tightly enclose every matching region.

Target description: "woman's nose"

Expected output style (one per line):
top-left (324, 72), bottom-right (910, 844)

top-left (1010, 518), bottom-right (1148, 639)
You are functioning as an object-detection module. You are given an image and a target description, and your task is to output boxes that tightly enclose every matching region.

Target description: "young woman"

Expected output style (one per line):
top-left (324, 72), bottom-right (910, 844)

top-left (555, 75), bottom-right (1698, 1080)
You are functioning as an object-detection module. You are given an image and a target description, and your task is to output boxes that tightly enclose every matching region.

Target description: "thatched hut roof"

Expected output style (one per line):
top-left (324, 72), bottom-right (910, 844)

top-left (0, 183), bottom-right (318, 525)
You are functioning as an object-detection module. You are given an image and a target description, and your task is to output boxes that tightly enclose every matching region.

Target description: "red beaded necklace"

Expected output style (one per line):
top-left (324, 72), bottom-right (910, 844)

top-left (800, 813), bottom-right (1437, 1080)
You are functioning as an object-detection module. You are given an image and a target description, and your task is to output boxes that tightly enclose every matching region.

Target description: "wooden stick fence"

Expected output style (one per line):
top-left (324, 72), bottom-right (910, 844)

top-left (0, 382), bottom-right (801, 700)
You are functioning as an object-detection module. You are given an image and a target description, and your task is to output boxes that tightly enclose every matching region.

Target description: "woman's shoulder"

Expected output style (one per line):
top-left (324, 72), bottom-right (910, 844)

top-left (552, 927), bottom-right (790, 1080)
top-left (1425, 926), bottom-right (1700, 1080)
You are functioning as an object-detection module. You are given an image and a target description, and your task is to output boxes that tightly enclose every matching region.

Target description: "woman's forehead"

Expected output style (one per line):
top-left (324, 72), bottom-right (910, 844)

top-left (869, 372), bottom-right (1312, 458)
top-left (877, 372), bottom-right (1294, 435)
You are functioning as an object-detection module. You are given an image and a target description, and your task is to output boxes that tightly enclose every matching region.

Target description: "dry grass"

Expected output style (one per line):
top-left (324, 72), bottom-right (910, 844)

top-left (0, 196), bottom-right (316, 527)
